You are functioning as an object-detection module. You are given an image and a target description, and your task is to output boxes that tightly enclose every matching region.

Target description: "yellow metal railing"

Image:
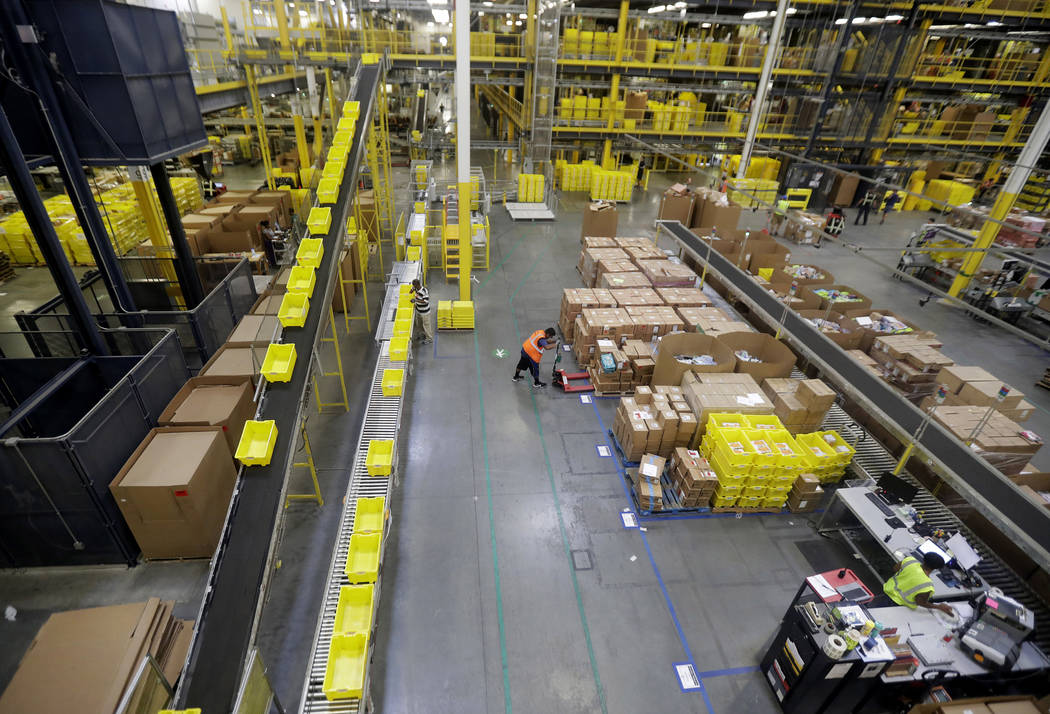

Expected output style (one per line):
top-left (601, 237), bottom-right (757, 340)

top-left (890, 114), bottom-right (1032, 145)
top-left (558, 38), bottom-right (817, 74)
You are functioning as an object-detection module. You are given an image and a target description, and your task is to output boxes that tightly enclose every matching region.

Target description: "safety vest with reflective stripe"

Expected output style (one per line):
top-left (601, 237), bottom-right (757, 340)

top-left (523, 329), bottom-right (546, 362)
top-left (883, 556), bottom-right (934, 609)
top-left (826, 215), bottom-right (844, 236)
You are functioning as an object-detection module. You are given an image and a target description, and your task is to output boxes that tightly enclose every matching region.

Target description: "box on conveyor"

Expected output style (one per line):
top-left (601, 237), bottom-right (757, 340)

top-left (158, 376), bottom-right (256, 458)
top-left (797, 310), bottom-right (863, 350)
top-left (843, 308), bottom-right (920, 352)
top-left (110, 427), bottom-right (237, 560)
top-left (928, 405), bottom-right (1041, 475)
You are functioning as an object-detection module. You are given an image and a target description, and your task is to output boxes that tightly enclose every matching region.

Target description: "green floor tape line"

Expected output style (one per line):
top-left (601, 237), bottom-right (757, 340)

top-left (472, 330), bottom-right (514, 714)
top-left (504, 236), bottom-right (610, 714)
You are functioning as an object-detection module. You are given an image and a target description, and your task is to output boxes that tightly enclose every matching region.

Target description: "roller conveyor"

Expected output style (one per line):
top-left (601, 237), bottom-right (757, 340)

top-left (298, 266), bottom-right (422, 713)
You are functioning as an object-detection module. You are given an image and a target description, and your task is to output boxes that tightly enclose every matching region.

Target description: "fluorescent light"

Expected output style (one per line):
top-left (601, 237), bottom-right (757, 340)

top-left (834, 17), bottom-right (847, 24)
top-left (432, 8), bottom-right (449, 23)
top-left (483, 0), bottom-right (493, 4)
top-left (438, 36), bottom-right (448, 46)
top-left (987, 20), bottom-right (1002, 25)
top-left (886, 14), bottom-right (904, 20)
top-left (479, 10), bottom-right (484, 15)
top-left (647, 5), bottom-right (666, 14)
top-left (427, 20), bottom-right (434, 26)
top-left (515, 19), bottom-right (522, 24)
top-left (701, 21), bottom-right (710, 27)
top-left (786, 7), bottom-right (797, 13)
top-left (743, 10), bottom-right (768, 19)
top-left (674, 1), bottom-right (686, 7)
top-left (519, 12), bottom-right (527, 17)
top-left (506, 19), bottom-right (512, 25)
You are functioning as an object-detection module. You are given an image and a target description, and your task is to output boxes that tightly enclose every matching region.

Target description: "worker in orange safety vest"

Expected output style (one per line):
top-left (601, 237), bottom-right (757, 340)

top-left (512, 327), bottom-right (556, 387)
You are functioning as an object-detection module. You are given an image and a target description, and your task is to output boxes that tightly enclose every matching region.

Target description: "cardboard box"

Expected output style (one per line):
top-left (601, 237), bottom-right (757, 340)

top-left (651, 332), bottom-right (736, 385)
top-left (110, 427), bottom-right (237, 559)
top-left (804, 284), bottom-right (872, 312)
top-left (158, 376), bottom-right (256, 457)
top-left (200, 203), bottom-right (242, 217)
top-left (787, 487), bottom-right (823, 513)
top-left (250, 292), bottom-right (283, 315)
top-left (636, 258), bottom-right (698, 288)
top-left (717, 332), bottom-right (797, 381)
top-left (638, 453), bottom-right (667, 483)
top-left (770, 264), bottom-right (834, 288)
top-left (986, 700), bottom-right (1041, 714)
top-left (958, 380), bottom-right (1023, 409)
top-left (659, 184), bottom-right (696, 224)
top-left (215, 190), bottom-right (255, 204)
top-left (939, 365), bottom-right (998, 395)
top-left (226, 314), bottom-right (280, 346)
top-left (251, 190), bottom-right (292, 226)
top-left (181, 213), bottom-right (220, 231)
top-left (582, 201), bottom-right (618, 240)
top-left (199, 345), bottom-right (269, 384)
top-left (797, 309), bottom-right (863, 350)
top-left (1009, 473), bottom-right (1050, 511)
top-left (625, 91), bottom-right (648, 120)
top-left (796, 379), bottom-right (836, 412)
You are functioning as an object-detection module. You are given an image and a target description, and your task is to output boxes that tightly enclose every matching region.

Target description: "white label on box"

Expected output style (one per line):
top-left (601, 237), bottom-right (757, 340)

top-left (632, 410), bottom-right (654, 421)
top-left (641, 462), bottom-right (659, 478)
top-left (855, 316), bottom-right (873, 327)
top-left (580, 394), bottom-right (593, 404)
top-left (675, 663), bottom-right (701, 691)
top-left (621, 512), bottom-right (637, 528)
top-left (826, 663), bottom-right (852, 679)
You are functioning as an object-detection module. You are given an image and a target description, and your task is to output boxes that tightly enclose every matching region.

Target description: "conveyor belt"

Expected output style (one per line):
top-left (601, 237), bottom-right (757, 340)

top-left (298, 262), bottom-right (421, 713)
top-left (175, 62), bottom-right (379, 712)
top-left (660, 220), bottom-right (1050, 572)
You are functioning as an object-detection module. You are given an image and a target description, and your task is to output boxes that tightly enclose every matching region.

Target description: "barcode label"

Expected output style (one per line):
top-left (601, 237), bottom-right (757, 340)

top-left (675, 663), bottom-right (701, 691)
top-left (596, 445), bottom-right (611, 457)
top-left (580, 394), bottom-right (592, 404)
top-left (621, 512), bottom-right (637, 528)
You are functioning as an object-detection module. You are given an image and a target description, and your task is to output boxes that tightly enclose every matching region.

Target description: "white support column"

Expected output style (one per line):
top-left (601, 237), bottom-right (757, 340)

top-left (737, 0), bottom-right (789, 180)
top-left (456, 0), bottom-right (473, 301)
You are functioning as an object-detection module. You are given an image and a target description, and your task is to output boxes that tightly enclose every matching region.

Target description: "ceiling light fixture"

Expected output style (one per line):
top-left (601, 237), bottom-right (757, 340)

top-left (647, 5), bottom-right (666, 14)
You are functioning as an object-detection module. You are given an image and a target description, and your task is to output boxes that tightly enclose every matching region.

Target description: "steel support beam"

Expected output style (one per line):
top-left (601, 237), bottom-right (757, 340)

top-left (0, 105), bottom-right (107, 356)
top-left (150, 163), bottom-right (206, 308)
top-left (802, 0), bottom-right (861, 158)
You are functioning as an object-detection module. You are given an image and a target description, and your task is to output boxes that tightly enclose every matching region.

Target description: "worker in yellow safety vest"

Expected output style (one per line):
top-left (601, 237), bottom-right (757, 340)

top-left (512, 327), bottom-right (556, 387)
top-left (879, 552), bottom-right (955, 614)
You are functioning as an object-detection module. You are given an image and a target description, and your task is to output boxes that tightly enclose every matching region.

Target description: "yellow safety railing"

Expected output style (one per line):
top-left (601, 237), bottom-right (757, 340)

top-left (890, 114), bottom-right (1032, 145)
top-left (558, 35), bottom-right (817, 74)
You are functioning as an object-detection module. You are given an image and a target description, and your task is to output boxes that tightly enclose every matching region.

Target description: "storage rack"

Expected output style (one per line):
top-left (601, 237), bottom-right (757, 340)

top-left (298, 257), bottom-right (422, 713)
top-left (174, 61), bottom-right (381, 712)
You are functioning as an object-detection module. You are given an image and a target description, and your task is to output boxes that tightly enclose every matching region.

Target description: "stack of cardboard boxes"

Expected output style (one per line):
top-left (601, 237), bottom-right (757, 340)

top-left (658, 183), bottom-right (696, 224)
top-left (787, 473), bottom-right (824, 513)
top-left (930, 406), bottom-right (1042, 476)
top-left (680, 372), bottom-right (775, 442)
top-left (0, 600), bottom-right (193, 714)
top-left (761, 378), bottom-right (836, 434)
top-left (869, 334), bottom-right (955, 402)
top-left (636, 258), bottom-right (699, 287)
top-left (587, 339), bottom-right (635, 393)
top-left (656, 287), bottom-right (711, 307)
top-left (578, 247), bottom-right (630, 287)
top-left (612, 386), bottom-right (699, 460)
top-left (928, 365), bottom-right (1034, 423)
top-left (668, 447), bottom-right (719, 507)
top-left (581, 201), bottom-right (619, 240)
top-left (572, 307), bottom-right (634, 366)
top-left (608, 286), bottom-right (663, 306)
top-left (559, 287), bottom-right (616, 340)
top-left (623, 305), bottom-right (685, 339)
top-left (633, 453), bottom-right (665, 510)
top-left (600, 271), bottom-right (652, 288)
top-left (623, 339), bottom-right (656, 382)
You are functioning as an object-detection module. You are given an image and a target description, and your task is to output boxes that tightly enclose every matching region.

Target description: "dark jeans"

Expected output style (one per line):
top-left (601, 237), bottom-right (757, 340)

top-left (515, 349), bottom-right (540, 382)
top-left (855, 205), bottom-right (870, 225)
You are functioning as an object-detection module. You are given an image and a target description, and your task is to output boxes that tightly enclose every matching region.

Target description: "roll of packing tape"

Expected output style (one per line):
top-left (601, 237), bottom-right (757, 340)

top-left (844, 628), bottom-right (862, 650)
top-left (823, 634), bottom-right (847, 660)
top-left (823, 622), bottom-right (837, 635)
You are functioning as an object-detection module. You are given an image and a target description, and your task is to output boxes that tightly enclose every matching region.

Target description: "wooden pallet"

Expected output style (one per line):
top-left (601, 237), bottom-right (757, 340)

top-left (711, 506), bottom-right (784, 515)
top-left (1037, 368), bottom-right (1050, 391)
top-left (592, 388), bottom-right (635, 397)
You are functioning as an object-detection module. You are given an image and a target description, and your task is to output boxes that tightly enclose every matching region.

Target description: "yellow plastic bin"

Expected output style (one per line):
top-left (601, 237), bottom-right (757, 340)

top-left (278, 292), bottom-right (310, 328)
top-left (296, 238), bottom-right (324, 268)
top-left (747, 414), bottom-right (784, 431)
top-left (322, 633), bottom-right (368, 700)
top-left (287, 265), bottom-right (317, 296)
top-left (381, 368), bottom-right (404, 396)
top-left (744, 430), bottom-right (777, 473)
top-left (345, 532), bottom-right (382, 583)
top-left (261, 343), bottom-right (297, 382)
top-left (353, 497), bottom-right (386, 533)
top-left (816, 430), bottom-right (855, 467)
top-left (333, 585), bottom-right (375, 637)
top-left (307, 206), bottom-right (333, 235)
top-left (706, 413), bottom-right (749, 431)
top-left (392, 317), bottom-right (412, 337)
top-left (365, 439), bottom-right (393, 476)
top-left (235, 420), bottom-right (278, 466)
top-left (389, 336), bottom-right (409, 361)
top-left (317, 178), bottom-right (340, 204)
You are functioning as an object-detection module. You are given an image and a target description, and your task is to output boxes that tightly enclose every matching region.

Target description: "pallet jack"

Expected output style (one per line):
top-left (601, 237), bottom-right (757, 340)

top-left (552, 340), bottom-right (594, 393)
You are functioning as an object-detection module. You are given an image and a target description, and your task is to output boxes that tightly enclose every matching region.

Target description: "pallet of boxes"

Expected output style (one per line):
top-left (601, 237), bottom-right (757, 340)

top-left (867, 333), bottom-right (954, 403)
